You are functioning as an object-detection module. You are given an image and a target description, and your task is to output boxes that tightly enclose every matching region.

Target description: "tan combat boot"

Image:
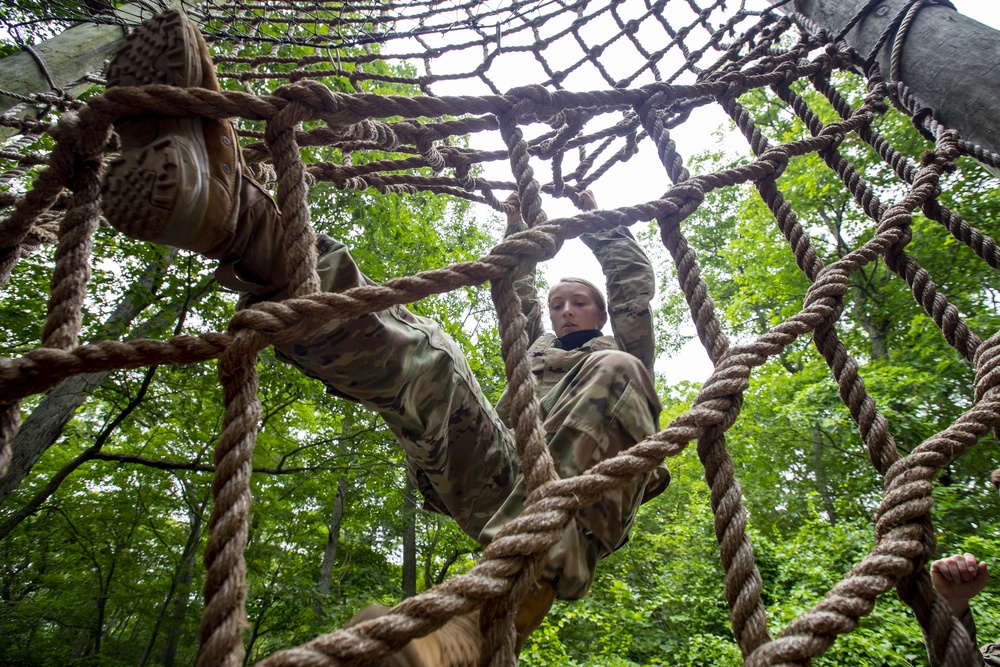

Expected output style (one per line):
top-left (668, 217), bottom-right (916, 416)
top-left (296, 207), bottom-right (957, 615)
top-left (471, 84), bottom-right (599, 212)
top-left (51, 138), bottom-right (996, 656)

top-left (514, 580), bottom-right (556, 652)
top-left (100, 10), bottom-right (289, 298)
top-left (346, 605), bottom-right (481, 667)
top-left (345, 580), bottom-right (554, 666)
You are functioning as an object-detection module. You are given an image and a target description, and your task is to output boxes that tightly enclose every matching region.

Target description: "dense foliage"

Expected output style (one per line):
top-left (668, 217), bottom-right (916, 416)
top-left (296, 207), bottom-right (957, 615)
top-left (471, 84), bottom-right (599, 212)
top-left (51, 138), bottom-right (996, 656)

top-left (1, 11), bottom-right (998, 667)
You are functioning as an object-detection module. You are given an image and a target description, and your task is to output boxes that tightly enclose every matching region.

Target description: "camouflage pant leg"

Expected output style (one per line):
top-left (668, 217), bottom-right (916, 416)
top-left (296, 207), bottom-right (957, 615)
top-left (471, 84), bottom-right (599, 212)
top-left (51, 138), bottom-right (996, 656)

top-left (983, 643), bottom-right (1000, 666)
top-left (272, 240), bottom-right (520, 540)
top-left (478, 350), bottom-right (661, 600)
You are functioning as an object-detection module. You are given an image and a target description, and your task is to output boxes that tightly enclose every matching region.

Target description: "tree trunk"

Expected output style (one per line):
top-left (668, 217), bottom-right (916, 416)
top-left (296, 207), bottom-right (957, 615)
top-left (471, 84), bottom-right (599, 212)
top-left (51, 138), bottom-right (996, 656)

top-left (0, 249), bottom-right (186, 507)
top-left (87, 511), bottom-right (139, 659)
top-left (791, 0), bottom-right (1000, 156)
top-left (849, 267), bottom-right (890, 361)
top-left (0, 0), bottom-right (183, 117)
top-left (1, 372), bottom-right (107, 507)
top-left (401, 476), bottom-right (417, 599)
top-left (810, 427), bottom-right (839, 526)
top-left (422, 518), bottom-right (442, 589)
top-left (0, 363), bottom-right (159, 542)
top-left (160, 497), bottom-right (206, 667)
top-left (141, 493), bottom-right (206, 667)
top-left (90, 557), bottom-right (117, 657)
top-left (313, 476), bottom-right (347, 621)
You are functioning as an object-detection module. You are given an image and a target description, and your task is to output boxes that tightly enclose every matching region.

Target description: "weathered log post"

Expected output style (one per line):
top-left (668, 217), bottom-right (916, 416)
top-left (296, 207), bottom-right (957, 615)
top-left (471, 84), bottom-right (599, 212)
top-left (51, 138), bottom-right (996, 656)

top-left (0, 0), bottom-right (183, 137)
top-left (791, 0), bottom-right (1000, 157)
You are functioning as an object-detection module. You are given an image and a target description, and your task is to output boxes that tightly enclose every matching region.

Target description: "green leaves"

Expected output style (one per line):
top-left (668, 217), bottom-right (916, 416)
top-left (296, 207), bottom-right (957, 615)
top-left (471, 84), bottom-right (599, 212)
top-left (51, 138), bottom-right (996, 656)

top-left (521, 66), bottom-right (1000, 667)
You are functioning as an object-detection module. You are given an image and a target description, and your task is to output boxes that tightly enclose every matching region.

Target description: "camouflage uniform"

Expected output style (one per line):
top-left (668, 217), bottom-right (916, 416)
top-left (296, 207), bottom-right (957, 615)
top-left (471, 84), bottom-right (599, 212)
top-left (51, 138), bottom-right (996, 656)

top-left (274, 225), bottom-right (667, 600)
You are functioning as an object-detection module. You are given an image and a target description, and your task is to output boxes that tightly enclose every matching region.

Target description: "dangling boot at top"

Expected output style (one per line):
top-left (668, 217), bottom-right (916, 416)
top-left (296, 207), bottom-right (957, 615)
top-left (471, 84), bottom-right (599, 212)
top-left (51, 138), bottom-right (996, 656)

top-left (101, 9), bottom-right (289, 300)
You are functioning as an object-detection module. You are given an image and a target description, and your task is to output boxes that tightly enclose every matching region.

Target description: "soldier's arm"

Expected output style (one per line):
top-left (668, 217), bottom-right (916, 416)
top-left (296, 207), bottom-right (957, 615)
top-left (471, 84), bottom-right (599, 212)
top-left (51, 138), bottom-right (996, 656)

top-left (581, 222), bottom-right (656, 374)
top-left (504, 195), bottom-right (544, 345)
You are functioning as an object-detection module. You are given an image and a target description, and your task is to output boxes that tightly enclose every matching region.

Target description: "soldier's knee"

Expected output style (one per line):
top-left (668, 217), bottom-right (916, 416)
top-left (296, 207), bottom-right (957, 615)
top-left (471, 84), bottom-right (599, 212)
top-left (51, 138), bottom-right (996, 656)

top-left (578, 350), bottom-right (659, 410)
top-left (581, 349), bottom-right (647, 379)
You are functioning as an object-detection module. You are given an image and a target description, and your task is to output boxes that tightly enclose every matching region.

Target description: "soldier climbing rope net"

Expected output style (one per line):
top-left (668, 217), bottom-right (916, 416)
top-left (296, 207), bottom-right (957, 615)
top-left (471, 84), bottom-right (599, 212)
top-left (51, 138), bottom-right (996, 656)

top-left (0, 0), bottom-right (998, 665)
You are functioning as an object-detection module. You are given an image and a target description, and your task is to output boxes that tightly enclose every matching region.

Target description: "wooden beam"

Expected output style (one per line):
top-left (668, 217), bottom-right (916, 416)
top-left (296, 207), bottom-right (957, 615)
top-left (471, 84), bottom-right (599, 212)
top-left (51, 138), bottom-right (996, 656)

top-left (791, 0), bottom-right (1000, 157)
top-left (0, 0), bottom-right (184, 118)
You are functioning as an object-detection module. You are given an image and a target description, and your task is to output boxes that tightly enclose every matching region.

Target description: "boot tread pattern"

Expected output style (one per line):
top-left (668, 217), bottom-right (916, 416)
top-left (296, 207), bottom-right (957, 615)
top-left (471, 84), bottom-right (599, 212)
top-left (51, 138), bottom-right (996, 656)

top-left (105, 10), bottom-right (201, 89)
top-left (101, 11), bottom-right (209, 246)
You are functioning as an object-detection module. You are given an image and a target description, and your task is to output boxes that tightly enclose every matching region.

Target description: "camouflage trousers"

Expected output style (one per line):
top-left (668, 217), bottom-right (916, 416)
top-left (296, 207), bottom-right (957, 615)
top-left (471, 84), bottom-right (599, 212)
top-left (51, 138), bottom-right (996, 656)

top-left (274, 240), bottom-right (660, 600)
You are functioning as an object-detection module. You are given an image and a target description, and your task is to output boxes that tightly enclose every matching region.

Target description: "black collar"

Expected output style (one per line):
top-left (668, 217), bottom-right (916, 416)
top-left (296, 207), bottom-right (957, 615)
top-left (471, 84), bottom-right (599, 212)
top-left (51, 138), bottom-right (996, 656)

top-left (557, 329), bottom-right (603, 350)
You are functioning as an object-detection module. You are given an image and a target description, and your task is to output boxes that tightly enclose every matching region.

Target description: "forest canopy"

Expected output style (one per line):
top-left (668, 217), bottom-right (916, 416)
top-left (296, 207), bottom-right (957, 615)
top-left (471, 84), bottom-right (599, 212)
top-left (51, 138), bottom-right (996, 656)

top-left (0, 3), bottom-right (998, 666)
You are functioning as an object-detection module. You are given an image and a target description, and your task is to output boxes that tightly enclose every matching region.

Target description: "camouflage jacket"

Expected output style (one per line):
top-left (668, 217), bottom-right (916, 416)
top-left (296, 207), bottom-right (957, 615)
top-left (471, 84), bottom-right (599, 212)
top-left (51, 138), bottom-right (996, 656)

top-left (496, 220), bottom-right (657, 417)
top-left (501, 222), bottom-right (656, 379)
top-left (495, 222), bottom-right (670, 502)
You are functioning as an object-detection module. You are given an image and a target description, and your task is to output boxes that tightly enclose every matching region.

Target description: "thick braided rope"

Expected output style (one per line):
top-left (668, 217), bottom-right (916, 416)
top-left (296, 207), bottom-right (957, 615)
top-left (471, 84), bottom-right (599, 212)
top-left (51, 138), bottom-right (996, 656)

top-left (742, 126), bottom-right (978, 667)
top-left (0, 110), bottom-right (114, 479)
top-left (635, 86), bottom-right (772, 658)
top-left (654, 211), bottom-right (774, 658)
top-left (0, 115), bottom-right (111, 288)
top-left (0, 204), bottom-right (675, 407)
top-left (1, 7), bottom-right (999, 665)
top-left (198, 329), bottom-right (264, 667)
top-left (199, 85), bottom-right (325, 667)
top-left (475, 93), bottom-right (558, 667)
top-left (266, 90), bottom-right (321, 298)
top-left (41, 119), bottom-right (105, 352)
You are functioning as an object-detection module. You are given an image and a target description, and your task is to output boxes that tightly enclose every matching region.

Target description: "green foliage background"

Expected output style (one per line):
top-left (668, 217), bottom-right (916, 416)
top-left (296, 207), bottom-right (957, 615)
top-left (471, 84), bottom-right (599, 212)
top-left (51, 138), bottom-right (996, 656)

top-left (0, 9), bottom-right (998, 667)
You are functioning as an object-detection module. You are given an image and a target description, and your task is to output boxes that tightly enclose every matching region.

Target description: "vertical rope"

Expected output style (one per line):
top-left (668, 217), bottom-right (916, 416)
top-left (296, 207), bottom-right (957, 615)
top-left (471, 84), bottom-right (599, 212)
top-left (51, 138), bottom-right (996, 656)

top-left (267, 85), bottom-right (319, 298)
top-left (198, 330), bottom-right (266, 667)
top-left (477, 89), bottom-right (559, 667)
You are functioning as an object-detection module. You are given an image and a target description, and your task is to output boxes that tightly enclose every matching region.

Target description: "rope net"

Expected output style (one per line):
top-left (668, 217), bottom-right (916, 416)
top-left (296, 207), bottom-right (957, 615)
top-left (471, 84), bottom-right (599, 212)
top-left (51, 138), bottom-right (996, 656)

top-left (1, 0), bottom-right (998, 665)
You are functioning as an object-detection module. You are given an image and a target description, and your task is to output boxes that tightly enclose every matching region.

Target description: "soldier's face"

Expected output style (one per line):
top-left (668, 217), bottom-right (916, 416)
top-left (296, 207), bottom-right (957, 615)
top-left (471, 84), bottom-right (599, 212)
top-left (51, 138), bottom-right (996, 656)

top-left (548, 283), bottom-right (607, 338)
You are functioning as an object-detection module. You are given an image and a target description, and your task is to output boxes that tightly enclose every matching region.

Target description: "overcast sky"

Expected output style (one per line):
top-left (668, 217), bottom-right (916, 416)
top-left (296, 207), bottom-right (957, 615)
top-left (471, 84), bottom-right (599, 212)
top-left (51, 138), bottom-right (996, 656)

top-left (533, 1), bottom-right (1000, 384)
top-left (395, 1), bottom-right (1000, 385)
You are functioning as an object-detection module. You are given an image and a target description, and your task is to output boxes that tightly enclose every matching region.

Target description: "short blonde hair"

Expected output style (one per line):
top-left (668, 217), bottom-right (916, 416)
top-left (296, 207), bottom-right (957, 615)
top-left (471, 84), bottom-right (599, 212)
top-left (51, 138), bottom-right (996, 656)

top-left (548, 277), bottom-right (607, 314)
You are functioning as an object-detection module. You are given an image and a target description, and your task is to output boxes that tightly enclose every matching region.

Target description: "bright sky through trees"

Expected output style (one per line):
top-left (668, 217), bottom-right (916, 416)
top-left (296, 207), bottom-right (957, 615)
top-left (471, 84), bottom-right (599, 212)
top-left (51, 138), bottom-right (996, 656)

top-left (388, 0), bottom-right (1000, 384)
top-left (524, 1), bottom-right (1000, 384)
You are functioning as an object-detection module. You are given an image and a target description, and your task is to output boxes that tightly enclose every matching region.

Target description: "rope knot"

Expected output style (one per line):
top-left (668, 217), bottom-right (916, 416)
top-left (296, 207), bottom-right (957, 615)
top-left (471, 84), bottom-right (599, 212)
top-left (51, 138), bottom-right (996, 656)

top-left (773, 61), bottom-right (799, 88)
top-left (919, 148), bottom-right (956, 173)
top-left (865, 76), bottom-right (889, 100)
top-left (416, 134), bottom-right (446, 174)
top-left (453, 161), bottom-right (475, 191)
top-left (273, 80), bottom-right (353, 123)
top-left (817, 121), bottom-right (846, 148)
top-left (867, 96), bottom-right (890, 115)
top-left (803, 265), bottom-right (848, 310)
top-left (721, 72), bottom-right (750, 100)
top-left (756, 146), bottom-right (791, 181)
top-left (505, 84), bottom-right (554, 114)
top-left (824, 41), bottom-right (855, 69)
top-left (365, 119), bottom-right (401, 151)
top-left (874, 204), bottom-right (913, 239)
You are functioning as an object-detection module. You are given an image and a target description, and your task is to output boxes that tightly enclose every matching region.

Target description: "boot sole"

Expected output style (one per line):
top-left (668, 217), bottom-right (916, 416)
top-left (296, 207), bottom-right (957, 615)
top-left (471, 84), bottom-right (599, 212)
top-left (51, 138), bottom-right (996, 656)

top-left (101, 11), bottom-right (210, 246)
